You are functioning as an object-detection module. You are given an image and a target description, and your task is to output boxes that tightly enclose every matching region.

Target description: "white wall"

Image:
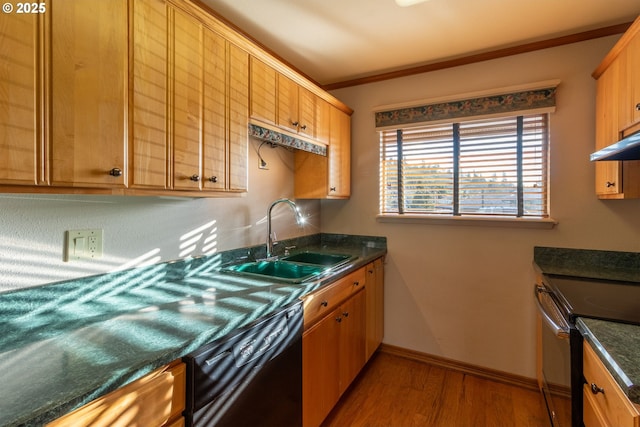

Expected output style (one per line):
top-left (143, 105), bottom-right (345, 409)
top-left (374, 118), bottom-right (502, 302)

top-left (0, 138), bottom-right (320, 292)
top-left (324, 36), bottom-right (640, 380)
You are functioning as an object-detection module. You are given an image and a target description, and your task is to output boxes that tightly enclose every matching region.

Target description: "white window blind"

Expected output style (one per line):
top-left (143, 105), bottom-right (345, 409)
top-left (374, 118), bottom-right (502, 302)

top-left (380, 114), bottom-right (549, 217)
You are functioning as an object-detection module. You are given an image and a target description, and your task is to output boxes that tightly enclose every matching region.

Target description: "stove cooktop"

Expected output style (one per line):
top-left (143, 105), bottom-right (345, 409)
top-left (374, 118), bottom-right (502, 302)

top-left (545, 275), bottom-right (640, 326)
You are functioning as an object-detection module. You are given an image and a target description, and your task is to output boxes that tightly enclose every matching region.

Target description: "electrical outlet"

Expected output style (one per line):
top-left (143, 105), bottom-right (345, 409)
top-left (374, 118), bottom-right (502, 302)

top-left (65, 229), bottom-right (103, 261)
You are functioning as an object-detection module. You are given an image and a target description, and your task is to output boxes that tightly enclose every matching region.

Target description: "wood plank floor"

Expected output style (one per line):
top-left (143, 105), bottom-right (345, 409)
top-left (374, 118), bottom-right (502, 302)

top-left (321, 351), bottom-right (566, 427)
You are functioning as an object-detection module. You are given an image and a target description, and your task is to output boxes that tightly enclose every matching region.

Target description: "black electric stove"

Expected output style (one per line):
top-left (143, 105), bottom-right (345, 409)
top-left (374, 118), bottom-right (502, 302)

top-left (545, 275), bottom-right (640, 326)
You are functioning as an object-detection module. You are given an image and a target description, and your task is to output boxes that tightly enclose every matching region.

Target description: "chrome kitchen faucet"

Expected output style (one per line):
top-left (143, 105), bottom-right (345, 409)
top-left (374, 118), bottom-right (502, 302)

top-left (266, 198), bottom-right (305, 259)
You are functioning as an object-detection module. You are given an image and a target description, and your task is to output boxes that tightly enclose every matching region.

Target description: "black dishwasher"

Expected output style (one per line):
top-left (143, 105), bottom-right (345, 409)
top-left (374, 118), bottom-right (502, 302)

top-left (183, 300), bottom-right (303, 427)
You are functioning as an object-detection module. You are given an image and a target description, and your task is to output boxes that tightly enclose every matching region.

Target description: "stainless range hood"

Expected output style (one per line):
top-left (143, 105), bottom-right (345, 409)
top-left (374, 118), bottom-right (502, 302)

top-left (590, 131), bottom-right (640, 161)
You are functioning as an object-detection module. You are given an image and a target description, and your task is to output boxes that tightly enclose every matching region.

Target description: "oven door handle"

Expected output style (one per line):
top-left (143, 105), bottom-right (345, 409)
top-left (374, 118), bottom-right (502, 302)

top-left (534, 284), bottom-right (570, 339)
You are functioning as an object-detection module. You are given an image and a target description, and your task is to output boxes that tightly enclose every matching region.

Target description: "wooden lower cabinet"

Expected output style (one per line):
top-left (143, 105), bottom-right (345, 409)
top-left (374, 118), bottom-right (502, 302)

top-left (302, 259), bottom-right (384, 427)
top-left (365, 258), bottom-right (384, 360)
top-left (303, 289), bottom-right (366, 427)
top-left (46, 361), bottom-right (186, 427)
top-left (583, 342), bottom-right (640, 427)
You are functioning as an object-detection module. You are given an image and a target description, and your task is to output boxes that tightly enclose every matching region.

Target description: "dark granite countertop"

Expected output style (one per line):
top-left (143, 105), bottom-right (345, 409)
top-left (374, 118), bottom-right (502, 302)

top-left (534, 246), bottom-right (640, 405)
top-left (533, 246), bottom-right (640, 283)
top-left (0, 233), bottom-right (386, 427)
top-left (576, 318), bottom-right (640, 405)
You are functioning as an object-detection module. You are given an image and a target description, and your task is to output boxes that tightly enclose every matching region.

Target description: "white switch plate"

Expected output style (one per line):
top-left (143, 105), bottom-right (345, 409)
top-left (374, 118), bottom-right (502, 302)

top-left (65, 229), bottom-right (103, 261)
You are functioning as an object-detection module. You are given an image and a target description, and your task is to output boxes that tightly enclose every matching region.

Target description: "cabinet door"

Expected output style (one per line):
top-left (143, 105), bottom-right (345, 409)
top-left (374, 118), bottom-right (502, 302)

top-left (619, 28), bottom-right (640, 134)
top-left (249, 57), bottom-right (276, 125)
top-left (130, 0), bottom-right (169, 189)
top-left (227, 43), bottom-right (249, 192)
top-left (315, 97), bottom-right (331, 145)
top-left (50, 0), bottom-right (127, 188)
top-left (277, 73), bottom-right (299, 133)
top-left (202, 29), bottom-right (226, 191)
top-left (328, 106), bottom-right (351, 198)
top-left (594, 63), bottom-right (622, 197)
top-left (298, 86), bottom-right (316, 139)
top-left (0, 10), bottom-right (41, 185)
top-left (303, 307), bottom-right (341, 427)
top-left (365, 258), bottom-right (384, 361)
top-left (631, 31), bottom-right (640, 129)
top-left (338, 289), bottom-right (366, 395)
top-left (172, 7), bottom-right (203, 191)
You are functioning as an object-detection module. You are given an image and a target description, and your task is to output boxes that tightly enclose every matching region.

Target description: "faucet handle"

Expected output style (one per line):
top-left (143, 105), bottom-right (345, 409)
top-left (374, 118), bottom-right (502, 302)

top-left (284, 245), bottom-right (296, 256)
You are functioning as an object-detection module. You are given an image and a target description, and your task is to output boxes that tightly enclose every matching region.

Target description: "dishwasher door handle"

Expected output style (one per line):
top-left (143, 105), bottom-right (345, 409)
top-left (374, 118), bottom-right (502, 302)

top-left (534, 284), bottom-right (570, 339)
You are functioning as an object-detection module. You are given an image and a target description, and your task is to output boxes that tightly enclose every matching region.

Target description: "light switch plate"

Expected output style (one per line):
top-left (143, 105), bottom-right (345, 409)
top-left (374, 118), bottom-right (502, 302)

top-left (65, 229), bottom-right (103, 261)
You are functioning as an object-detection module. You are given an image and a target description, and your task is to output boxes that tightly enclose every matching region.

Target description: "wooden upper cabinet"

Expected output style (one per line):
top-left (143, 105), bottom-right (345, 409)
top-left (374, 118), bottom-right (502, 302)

top-left (203, 34), bottom-right (249, 192)
top-left (250, 57), bottom-right (277, 125)
top-left (277, 75), bottom-right (317, 140)
top-left (593, 15), bottom-right (640, 199)
top-left (226, 44), bottom-right (249, 192)
top-left (50, 0), bottom-right (128, 188)
top-left (277, 73), bottom-right (300, 133)
top-left (130, 0), bottom-right (169, 190)
top-left (0, 10), bottom-right (42, 185)
top-left (315, 97), bottom-right (331, 145)
top-left (618, 24), bottom-right (640, 136)
top-left (171, 6), bottom-right (203, 191)
top-left (131, 0), bottom-right (248, 194)
top-left (327, 106), bottom-right (351, 198)
top-left (294, 104), bottom-right (351, 199)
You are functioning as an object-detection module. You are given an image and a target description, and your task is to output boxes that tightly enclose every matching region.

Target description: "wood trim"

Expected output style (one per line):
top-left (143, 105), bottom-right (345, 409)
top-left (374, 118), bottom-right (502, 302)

top-left (323, 22), bottom-right (633, 91)
top-left (379, 343), bottom-right (569, 396)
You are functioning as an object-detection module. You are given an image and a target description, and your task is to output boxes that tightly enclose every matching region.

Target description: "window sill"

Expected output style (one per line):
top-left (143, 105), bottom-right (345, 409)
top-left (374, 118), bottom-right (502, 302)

top-left (376, 214), bottom-right (558, 229)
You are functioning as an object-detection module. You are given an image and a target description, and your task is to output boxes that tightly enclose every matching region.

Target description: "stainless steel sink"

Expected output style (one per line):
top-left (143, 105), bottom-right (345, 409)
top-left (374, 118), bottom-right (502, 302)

top-left (221, 260), bottom-right (326, 284)
top-left (281, 251), bottom-right (352, 267)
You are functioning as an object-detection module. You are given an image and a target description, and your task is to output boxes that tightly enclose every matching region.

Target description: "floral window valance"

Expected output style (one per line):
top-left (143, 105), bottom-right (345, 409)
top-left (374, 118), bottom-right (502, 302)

top-left (374, 84), bottom-right (557, 129)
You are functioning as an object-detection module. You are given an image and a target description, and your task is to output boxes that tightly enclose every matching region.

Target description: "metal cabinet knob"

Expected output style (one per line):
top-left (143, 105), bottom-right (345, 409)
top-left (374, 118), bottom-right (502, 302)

top-left (590, 383), bottom-right (605, 395)
top-left (330, 187), bottom-right (336, 192)
top-left (108, 167), bottom-right (122, 177)
top-left (606, 181), bottom-right (616, 188)
top-left (321, 301), bottom-right (328, 307)
top-left (292, 121), bottom-right (299, 127)
top-left (190, 174), bottom-right (200, 182)
top-left (335, 316), bottom-right (342, 323)
top-left (209, 176), bottom-right (218, 183)
top-left (636, 102), bottom-right (640, 111)
top-left (342, 311), bottom-right (349, 317)
top-left (353, 281), bottom-right (360, 287)
top-left (300, 124), bottom-right (307, 131)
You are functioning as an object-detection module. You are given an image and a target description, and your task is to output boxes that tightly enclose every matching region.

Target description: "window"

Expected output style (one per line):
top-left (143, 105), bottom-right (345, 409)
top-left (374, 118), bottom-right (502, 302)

top-left (379, 113), bottom-right (549, 218)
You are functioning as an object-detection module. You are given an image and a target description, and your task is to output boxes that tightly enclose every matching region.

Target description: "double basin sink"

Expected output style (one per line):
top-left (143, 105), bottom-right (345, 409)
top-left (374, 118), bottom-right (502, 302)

top-left (221, 251), bottom-right (354, 284)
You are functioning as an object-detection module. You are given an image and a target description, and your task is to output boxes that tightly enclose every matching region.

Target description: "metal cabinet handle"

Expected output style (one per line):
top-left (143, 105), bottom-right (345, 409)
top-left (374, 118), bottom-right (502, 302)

top-left (353, 281), bottom-right (360, 287)
top-left (636, 102), bottom-right (640, 111)
top-left (335, 316), bottom-right (342, 323)
top-left (190, 174), bottom-right (200, 182)
top-left (321, 301), bottom-right (328, 307)
top-left (590, 383), bottom-right (605, 395)
top-left (300, 124), bottom-right (307, 131)
top-left (208, 176), bottom-right (218, 183)
top-left (330, 187), bottom-right (336, 192)
top-left (606, 181), bottom-right (615, 188)
top-left (292, 121), bottom-right (299, 127)
top-left (342, 311), bottom-right (349, 317)
top-left (109, 167), bottom-right (122, 177)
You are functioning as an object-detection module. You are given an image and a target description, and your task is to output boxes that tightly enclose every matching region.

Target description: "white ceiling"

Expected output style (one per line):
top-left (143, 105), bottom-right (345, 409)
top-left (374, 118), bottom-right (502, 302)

top-left (200, 0), bottom-right (640, 86)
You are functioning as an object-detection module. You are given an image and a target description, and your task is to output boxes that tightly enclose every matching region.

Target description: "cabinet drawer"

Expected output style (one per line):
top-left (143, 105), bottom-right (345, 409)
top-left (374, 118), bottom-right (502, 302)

top-left (583, 343), bottom-right (640, 427)
top-left (47, 361), bottom-right (186, 427)
top-left (303, 268), bottom-right (365, 328)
